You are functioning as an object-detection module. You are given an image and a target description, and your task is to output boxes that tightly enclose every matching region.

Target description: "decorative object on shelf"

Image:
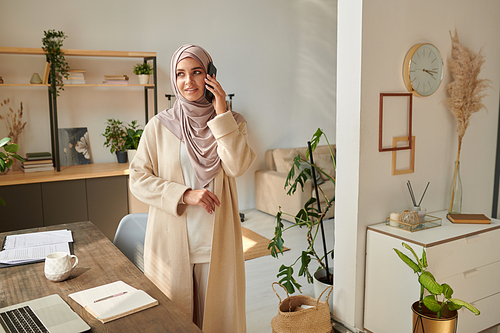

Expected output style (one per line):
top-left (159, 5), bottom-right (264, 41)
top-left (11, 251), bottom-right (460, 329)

top-left (58, 128), bottom-right (91, 167)
top-left (103, 75), bottom-right (129, 85)
top-left (446, 213), bottom-right (490, 224)
top-left (30, 73), bottom-right (42, 84)
top-left (271, 282), bottom-right (333, 333)
top-left (268, 128), bottom-right (334, 297)
top-left (407, 180), bottom-right (430, 209)
top-left (133, 63), bottom-right (153, 84)
top-left (62, 69), bottom-right (86, 85)
top-left (41, 29), bottom-right (70, 96)
top-left (394, 242), bottom-right (480, 332)
top-left (392, 136), bottom-right (415, 175)
top-left (125, 120), bottom-right (143, 164)
top-left (403, 43), bottom-right (444, 97)
top-left (444, 29), bottom-right (491, 214)
top-left (386, 213), bottom-right (441, 232)
top-left (102, 118), bottom-right (128, 163)
top-left (379, 93), bottom-right (413, 152)
top-left (389, 212), bottom-right (401, 227)
top-left (0, 99), bottom-right (27, 171)
top-left (0, 137), bottom-right (24, 193)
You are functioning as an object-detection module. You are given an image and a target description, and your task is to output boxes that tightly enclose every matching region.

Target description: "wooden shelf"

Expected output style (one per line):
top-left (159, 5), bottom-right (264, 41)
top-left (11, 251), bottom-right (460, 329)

top-left (0, 47), bottom-right (156, 58)
top-left (0, 163), bottom-right (130, 186)
top-left (0, 84), bottom-right (154, 87)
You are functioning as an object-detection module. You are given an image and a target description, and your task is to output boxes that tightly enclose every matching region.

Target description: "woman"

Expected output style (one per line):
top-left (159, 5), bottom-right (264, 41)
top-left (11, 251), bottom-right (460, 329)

top-left (129, 44), bottom-right (255, 333)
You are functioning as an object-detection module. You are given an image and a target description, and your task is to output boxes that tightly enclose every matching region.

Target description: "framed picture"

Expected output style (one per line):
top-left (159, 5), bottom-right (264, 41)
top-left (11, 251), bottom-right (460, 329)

top-left (58, 127), bottom-right (92, 166)
top-left (379, 93), bottom-right (413, 152)
top-left (392, 136), bottom-right (415, 175)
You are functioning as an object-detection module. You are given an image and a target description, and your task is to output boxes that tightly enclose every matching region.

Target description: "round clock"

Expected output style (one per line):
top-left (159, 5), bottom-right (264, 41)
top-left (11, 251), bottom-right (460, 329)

top-left (403, 43), bottom-right (443, 97)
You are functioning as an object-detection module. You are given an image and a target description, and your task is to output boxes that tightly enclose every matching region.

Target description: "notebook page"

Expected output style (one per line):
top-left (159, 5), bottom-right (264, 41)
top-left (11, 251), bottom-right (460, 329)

top-left (0, 242), bottom-right (71, 264)
top-left (3, 230), bottom-right (73, 249)
top-left (68, 281), bottom-right (137, 307)
top-left (85, 290), bottom-right (158, 322)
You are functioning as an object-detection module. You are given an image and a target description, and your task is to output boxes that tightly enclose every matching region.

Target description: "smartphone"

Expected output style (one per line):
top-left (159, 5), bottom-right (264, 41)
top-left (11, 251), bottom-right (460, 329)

top-left (205, 62), bottom-right (217, 103)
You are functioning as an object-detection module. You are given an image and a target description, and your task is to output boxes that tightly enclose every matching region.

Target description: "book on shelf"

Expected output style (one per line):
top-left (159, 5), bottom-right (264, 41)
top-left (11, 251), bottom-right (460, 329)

top-left (68, 69), bottom-right (86, 73)
top-left (447, 213), bottom-right (491, 224)
top-left (103, 80), bottom-right (129, 85)
top-left (26, 152), bottom-right (51, 159)
top-left (104, 75), bottom-right (129, 80)
top-left (23, 159), bottom-right (53, 166)
top-left (69, 281), bottom-right (158, 324)
top-left (42, 62), bottom-right (51, 84)
top-left (22, 165), bottom-right (55, 173)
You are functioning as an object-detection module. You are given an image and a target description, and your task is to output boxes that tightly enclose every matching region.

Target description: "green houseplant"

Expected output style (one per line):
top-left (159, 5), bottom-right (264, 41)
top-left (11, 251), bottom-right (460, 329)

top-left (102, 119), bottom-right (127, 163)
top-left (394, 242), bottom-right (479, 331)
top-left (268, 128), bottom-right (335, 295)
top-left (0, 137), bottom-right (24, 205)
top-left (133, 63), bottom-right (153, 75)
top-left (125, 120), bottom-right (143, 150)
top-left (41, 30), bottom-right (70, 96)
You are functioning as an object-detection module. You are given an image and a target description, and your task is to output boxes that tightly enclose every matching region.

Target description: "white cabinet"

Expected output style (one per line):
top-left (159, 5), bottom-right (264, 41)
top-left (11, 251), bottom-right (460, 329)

top-left (364, 210), bottom-right (500, 333)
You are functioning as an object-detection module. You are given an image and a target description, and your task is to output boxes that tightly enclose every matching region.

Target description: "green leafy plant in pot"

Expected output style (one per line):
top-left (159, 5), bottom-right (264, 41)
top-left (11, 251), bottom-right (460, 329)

top-left (268, 128), bottom-right (335, 295)
top-left (41, 30), bottom-right (70, 96)
top-left (133, 63), bottom-right (153, 85)
top-left (0, 137), bottom-right (25, 205)
top-left (102, 119), bottom-right (127, 163)
top-left (124, 120), bottom-right (143, 164)
top-left (394, 242), bottom-right (479, 332)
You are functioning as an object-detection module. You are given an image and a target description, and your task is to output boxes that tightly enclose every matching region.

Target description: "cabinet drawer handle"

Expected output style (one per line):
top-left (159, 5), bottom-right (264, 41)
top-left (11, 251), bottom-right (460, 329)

top-left (463, 268), bottom-right (479, 278)
top-left (465, 234), bottom-right (481, 243)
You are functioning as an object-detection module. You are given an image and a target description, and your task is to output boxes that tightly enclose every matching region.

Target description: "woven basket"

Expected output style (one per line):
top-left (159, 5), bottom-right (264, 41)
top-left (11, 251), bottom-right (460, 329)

top-left (271, 282), bottom-right (333, 333)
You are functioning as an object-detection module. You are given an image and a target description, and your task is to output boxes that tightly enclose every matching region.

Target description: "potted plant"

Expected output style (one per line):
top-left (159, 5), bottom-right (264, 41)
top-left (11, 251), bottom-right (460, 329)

top-left (0, 137), bottom-right (24, 205)
top-left (41, 30), bottom-right (70, 96)
top-left (124, 120), bottom-right (143, 163)
top-left (102, 118), bottom-right (127, 163)
top-left (133, 62), bottom-right (153, 85)
top-left (268, 128), bottom-right (335, 309)
top-left (394, 242), bottom-right (480, 332)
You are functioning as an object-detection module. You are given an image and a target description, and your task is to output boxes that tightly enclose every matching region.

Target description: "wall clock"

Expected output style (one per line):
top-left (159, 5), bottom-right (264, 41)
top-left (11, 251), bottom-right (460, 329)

top-left (403, 43), bottom-right (443, 97)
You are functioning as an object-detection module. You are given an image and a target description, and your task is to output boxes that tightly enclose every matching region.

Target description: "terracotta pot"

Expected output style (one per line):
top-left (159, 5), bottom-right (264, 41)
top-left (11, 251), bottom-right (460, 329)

top-left (411, 301), bottom-right (458, 333)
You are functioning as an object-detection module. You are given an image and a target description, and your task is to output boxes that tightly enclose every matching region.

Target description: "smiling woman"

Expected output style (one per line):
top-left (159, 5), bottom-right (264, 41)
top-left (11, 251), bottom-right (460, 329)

top-left (176, 58), bottom-right (206, 102)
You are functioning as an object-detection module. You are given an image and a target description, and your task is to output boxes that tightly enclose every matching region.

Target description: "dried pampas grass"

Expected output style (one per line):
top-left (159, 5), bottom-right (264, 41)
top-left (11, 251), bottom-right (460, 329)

top-left (445, 29), bottom-right (491, 157)
top-left (444, 29), bottom-right (491, 212)
top-left (0, 98), bottom-right (27, 145)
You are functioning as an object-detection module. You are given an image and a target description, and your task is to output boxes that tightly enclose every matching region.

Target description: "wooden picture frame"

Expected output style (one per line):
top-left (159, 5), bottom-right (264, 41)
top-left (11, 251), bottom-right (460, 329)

top-left (392, 136), bottom-right (415, 175)
top-left (379, 93), bottom-right (413, 152)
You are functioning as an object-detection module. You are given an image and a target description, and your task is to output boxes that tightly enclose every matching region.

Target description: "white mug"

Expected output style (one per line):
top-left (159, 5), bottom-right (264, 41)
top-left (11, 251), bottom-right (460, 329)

top-left (44, 252), bottom-right (78, 282)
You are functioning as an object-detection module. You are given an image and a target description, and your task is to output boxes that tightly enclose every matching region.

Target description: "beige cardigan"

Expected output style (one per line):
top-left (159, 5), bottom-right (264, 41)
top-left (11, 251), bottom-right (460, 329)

top-left (129, 112), bottom-right (255, 333)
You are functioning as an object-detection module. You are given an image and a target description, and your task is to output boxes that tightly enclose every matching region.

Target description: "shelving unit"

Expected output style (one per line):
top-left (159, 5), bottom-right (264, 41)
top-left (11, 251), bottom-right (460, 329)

top-left (0, 46), bottom-right (158, 171)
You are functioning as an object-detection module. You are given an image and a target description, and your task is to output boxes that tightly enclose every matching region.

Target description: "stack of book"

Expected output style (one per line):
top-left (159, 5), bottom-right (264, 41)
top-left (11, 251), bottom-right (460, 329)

top-left (22, 152), bottom-right (54, 173)
top-left (63, 69), bottom-right (86, 85)
top-left (103, 75), bottom-right (129, 84)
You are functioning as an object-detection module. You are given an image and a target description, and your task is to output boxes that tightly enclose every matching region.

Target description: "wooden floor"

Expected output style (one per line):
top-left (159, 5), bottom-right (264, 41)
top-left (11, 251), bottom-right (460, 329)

top-left (242, 209), bottom-right (335, 333)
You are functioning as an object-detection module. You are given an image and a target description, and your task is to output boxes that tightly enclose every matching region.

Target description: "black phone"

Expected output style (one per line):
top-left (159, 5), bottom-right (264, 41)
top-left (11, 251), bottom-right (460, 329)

top-left (205, 62), bottom-right (217, 103)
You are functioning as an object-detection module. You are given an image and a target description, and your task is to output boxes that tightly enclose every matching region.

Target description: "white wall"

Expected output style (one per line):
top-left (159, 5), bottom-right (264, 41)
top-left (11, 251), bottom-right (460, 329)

top-left (335, 0), bottom-right (500, 330)
top-left (0, 0), bottom-right (337, 210)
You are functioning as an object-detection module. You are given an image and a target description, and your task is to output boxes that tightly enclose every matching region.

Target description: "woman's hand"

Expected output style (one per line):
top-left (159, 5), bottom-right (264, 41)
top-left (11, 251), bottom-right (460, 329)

top-left (205, 74), bottom-right (227, 115)
top-left (183, 189), bottom-right (221, 214)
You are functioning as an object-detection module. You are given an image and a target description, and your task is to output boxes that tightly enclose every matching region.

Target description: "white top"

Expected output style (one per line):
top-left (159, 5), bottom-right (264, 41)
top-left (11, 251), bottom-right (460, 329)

top-left (180, 141), bottom-right (214, 264)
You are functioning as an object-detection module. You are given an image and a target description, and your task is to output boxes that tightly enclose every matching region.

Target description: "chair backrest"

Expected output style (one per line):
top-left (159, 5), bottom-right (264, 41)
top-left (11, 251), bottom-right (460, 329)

top-left (113, 213), bottom-right (148, 272)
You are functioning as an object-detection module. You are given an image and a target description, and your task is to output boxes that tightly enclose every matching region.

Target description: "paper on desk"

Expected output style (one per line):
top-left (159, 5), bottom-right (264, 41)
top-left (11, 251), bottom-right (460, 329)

top-left (3, 230), bottom-right (73, 250)
top-left (69, 281), bottom-right (138, 307)
top-left (0, 242), bottom-right (71, 264)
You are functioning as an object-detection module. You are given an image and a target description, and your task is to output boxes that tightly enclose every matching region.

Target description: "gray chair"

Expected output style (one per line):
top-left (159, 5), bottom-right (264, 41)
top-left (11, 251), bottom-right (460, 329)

top-left (113, 213), bottom-right (148, 272)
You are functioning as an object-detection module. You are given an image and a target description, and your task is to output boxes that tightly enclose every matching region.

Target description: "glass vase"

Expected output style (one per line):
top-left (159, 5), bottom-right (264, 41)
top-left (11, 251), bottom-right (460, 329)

top-left (449, 161), bottom-right (462, 214)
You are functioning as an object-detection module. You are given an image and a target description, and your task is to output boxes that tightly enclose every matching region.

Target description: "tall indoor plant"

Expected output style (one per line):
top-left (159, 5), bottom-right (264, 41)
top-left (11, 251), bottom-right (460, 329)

top-left (42, 29), bottom-right (70, 96)
top-left (268, 128), bottom-right (335, 295)
top-left (394, 242), bottom-right (479, 332)
top-left (444, 29), bottom-right (490, 213)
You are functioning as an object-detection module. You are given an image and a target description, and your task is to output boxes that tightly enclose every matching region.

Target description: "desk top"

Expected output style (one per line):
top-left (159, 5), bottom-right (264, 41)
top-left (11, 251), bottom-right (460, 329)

top-left (0, 221), bottom-right (202, 333)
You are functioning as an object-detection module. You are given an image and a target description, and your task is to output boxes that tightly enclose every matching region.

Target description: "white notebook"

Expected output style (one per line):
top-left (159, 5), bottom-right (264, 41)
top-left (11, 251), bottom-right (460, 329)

top-left (69, 281), bottom-right (158, 323)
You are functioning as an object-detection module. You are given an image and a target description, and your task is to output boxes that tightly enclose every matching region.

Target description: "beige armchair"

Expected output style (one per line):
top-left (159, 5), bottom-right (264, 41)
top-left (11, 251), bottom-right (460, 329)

top-left (255, 145), bottom-right (335, 222)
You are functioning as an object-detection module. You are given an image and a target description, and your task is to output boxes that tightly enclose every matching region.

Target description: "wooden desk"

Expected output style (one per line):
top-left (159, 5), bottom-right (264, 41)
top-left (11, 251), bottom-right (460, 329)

top-left (0, 221), bottom-right (202, 333)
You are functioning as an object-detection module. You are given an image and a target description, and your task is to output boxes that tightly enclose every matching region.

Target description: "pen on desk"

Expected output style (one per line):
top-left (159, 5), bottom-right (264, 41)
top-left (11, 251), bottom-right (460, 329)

top-left (94, 291), bottom-right (128, 303)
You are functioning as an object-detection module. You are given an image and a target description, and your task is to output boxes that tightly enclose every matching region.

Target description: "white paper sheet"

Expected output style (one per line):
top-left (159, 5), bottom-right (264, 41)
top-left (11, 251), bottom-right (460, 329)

top-left (3, 230), bottom-right (73, 250)
top-left (0, 242), bottom-right (71, 264)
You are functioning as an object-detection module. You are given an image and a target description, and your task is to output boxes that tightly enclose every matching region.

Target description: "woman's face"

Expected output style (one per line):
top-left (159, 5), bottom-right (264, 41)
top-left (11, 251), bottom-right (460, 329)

top-left (176, 57), bottom-right (207, 102)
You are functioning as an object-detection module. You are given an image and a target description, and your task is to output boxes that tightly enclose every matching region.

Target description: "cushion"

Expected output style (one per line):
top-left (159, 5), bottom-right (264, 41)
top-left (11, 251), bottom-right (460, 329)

top-left (313, 153), bottom-right (335, 181)
top-left (273, 148), bottom-right (302, 174)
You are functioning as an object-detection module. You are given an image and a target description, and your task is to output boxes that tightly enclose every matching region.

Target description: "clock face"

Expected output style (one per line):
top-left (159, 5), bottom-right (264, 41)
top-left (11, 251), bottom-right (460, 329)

top-left (403, 43), bottom-right (443, 97)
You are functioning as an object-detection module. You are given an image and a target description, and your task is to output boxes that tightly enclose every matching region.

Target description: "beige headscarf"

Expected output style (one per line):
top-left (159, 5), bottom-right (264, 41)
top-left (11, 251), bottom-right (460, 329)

top-left (156, 44), bottom-right (245, 188)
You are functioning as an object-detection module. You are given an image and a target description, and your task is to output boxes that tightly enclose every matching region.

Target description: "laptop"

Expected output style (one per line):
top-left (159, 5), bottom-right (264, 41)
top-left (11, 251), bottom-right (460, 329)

top-left (0, 294), bottom-right (90, 333)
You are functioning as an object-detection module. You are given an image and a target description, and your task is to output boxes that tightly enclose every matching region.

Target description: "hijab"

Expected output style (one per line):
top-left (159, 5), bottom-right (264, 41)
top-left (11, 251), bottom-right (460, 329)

top-left (156, 44), bottom-right (245, 188)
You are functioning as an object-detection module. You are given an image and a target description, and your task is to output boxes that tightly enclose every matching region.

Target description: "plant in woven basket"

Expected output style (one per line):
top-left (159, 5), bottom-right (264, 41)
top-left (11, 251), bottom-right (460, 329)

top-left (268, 128), bottom-right (335, 294)
top-left (42, 29), bottom-right (70, 96)
top-left (394, 242), bottom-right (480, 319)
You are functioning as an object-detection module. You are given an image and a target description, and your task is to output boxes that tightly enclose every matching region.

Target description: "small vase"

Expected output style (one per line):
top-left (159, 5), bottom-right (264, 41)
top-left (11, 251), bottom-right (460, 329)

top-left (449, 161), bottom-right (462, 214)
top-left (116, 151), bottom-right (127, 163)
